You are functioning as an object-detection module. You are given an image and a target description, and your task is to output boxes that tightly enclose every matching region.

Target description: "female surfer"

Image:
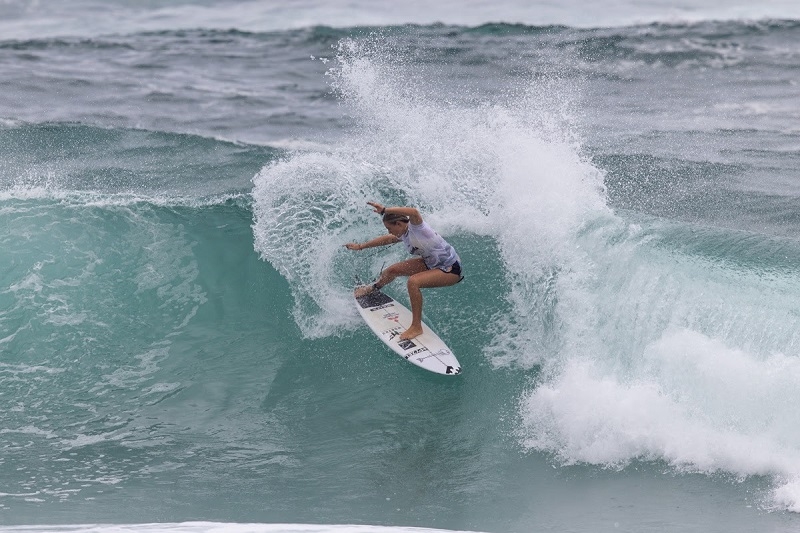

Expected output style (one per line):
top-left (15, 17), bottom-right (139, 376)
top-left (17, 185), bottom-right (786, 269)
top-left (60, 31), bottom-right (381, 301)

top-left (344, 201), bottom-right (462, 340)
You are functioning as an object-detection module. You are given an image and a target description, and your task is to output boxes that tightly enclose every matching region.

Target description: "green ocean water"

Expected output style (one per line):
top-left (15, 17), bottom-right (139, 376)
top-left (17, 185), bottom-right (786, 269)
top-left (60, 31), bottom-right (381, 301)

top-left (0, 180), bottom-right (520, 528)
top-left (2, 119), bottom-right (798, 532)
top-left (2, 189), bottom-right (792, 532)
top-left (0, 119), bottom-right (519, 525)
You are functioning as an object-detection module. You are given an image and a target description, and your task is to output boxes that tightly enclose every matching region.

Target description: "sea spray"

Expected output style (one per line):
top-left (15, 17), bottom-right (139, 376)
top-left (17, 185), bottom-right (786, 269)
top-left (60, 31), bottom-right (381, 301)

top-left (251, 34), bottom-right (607, 343)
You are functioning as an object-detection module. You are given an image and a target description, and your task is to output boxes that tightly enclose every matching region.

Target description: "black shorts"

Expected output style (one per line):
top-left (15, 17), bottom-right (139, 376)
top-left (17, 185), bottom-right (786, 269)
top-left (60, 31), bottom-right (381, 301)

top-left (438, 261), bottom-right (462, 278)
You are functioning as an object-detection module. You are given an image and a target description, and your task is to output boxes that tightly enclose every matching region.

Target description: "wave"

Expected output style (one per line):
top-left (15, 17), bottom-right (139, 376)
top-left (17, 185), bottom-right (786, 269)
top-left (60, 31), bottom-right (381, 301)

top-left (5, 18), bottom-right (800, 44)
top-left (1, 0), bottom-right (799, 40)
top-left (0, 122), bottom-right (278, 202)
top-left (5, 3), bottom-right (800, 521)
top-left (249, 30), bottom-right (800, 514)
top-left (4, 19), bottom-right (797, 85)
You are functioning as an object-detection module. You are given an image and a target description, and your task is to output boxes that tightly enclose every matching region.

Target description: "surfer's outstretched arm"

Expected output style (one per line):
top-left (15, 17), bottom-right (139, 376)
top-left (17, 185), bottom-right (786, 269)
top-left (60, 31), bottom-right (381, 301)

top-left (344, 234), bottom-right (399, 251)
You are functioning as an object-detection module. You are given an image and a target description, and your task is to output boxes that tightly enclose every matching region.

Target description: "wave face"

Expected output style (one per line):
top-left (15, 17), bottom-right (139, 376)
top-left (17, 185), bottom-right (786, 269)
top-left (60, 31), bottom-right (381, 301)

top-left (3, 10), bottom-right (800, 533)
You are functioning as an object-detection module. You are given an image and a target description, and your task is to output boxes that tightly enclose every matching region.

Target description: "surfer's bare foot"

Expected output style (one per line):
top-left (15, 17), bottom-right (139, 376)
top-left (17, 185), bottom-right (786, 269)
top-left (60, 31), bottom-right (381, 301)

top-left (399, 325), bottom-right (423, 340)
top-left (354, 284), bottom-right (374, 298)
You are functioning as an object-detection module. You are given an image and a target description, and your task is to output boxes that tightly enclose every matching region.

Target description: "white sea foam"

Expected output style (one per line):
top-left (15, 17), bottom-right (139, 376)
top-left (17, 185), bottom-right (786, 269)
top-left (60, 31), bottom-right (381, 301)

top-left (520, 332), bottom-right (800, 467)
top-left (0, 425), bottom-right (58, 440)
top-left (0, 524), bottom-right (485, 533)
top-left (0, 186), bottom-right (248, 208)
top-left (518, 282), bottom-right (800, 511)
top-left (0, 362), bottom-right (65, 375)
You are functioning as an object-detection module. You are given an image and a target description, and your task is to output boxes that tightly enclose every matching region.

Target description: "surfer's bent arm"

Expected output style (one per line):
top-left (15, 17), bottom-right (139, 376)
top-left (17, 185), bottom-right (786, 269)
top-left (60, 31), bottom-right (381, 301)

top-left (345, 234), bottom-right (399, 251)
top-left (367, 202), bottom-right (423, 225)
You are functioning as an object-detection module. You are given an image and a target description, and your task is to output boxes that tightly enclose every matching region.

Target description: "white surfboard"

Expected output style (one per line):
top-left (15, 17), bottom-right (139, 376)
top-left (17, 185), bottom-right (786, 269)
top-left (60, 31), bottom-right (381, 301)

top-left (355, 289), bottom-right (461, 375)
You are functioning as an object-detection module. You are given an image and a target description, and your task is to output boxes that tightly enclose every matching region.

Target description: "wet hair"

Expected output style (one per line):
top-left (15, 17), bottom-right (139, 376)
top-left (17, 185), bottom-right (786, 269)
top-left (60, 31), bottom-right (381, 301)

top-left (383, 213), bottom-right (410, 224)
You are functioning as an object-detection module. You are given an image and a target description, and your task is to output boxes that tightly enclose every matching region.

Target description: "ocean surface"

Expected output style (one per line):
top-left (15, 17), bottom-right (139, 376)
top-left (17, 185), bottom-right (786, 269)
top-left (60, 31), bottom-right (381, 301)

top-left (2, 1), bottom-right (800, 532)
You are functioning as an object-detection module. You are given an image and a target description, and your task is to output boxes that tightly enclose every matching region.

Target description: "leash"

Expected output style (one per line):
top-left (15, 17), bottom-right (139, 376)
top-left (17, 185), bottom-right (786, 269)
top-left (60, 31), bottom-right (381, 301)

top-left (351, 243), bottom-right (395, 288)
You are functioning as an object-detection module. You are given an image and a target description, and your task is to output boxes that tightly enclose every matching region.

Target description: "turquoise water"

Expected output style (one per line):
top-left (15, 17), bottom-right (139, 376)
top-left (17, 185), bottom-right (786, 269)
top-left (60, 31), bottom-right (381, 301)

top-left (3, 2), bottom-right (800, 532)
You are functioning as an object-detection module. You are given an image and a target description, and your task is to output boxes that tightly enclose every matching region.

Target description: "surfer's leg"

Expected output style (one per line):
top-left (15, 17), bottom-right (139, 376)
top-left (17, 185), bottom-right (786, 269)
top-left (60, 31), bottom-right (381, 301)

top-left (400, 268), bottom-right (461, 340)
top-left (354, 258), bottom-right (427, 297)
top-left (377, 257), bottom-right (428, 287)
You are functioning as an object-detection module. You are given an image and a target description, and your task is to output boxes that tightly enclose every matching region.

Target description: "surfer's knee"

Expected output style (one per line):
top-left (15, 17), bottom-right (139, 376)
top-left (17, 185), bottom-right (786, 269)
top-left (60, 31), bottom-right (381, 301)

top-left (379, 266), bottom-right (398, 281)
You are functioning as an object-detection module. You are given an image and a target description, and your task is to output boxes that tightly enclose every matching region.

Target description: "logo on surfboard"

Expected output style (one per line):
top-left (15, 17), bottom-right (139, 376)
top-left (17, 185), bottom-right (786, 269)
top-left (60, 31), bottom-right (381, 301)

top-left (387, 329), bottom-right (417, 351)
top-left (397, 339), bottom-right (416, 350)
top-left (382, 312), bottom-right (400, 324)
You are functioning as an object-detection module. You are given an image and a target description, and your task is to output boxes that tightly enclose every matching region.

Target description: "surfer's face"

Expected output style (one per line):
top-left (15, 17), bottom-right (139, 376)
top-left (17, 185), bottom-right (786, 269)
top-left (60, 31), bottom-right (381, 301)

top-left (384, 220), bottom-right (408, 237)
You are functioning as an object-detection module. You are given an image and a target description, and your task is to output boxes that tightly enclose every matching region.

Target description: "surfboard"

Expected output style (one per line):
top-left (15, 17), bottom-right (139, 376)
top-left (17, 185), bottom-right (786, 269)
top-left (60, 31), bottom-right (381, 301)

top-left (354, 288), bottom-right (461, 375)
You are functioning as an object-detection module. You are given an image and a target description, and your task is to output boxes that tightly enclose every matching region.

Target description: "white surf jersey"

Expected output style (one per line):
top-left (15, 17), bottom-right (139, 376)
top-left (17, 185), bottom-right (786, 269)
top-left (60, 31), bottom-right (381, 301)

top-left (400, 221), bottom-right (460, 270)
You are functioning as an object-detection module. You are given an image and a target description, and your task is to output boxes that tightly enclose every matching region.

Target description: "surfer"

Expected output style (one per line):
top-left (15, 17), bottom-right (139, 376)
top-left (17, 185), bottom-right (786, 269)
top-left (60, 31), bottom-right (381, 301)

top-left (345, 201), bottom-right (462, 340)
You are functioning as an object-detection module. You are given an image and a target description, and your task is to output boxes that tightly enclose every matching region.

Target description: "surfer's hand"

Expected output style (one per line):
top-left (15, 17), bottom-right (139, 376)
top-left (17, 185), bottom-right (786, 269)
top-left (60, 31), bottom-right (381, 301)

top-left (344, 242), bottom-right (361, 251)
top-left (367, 201), bottom-right (384, 214)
